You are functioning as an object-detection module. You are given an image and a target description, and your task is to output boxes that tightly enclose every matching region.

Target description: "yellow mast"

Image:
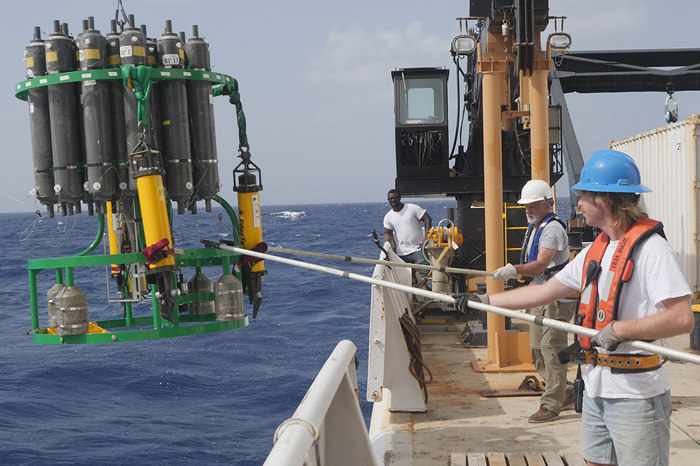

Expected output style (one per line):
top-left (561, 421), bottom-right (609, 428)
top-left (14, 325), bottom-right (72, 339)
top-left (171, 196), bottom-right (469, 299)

top-left (474, 20), bottom-right (551, 372)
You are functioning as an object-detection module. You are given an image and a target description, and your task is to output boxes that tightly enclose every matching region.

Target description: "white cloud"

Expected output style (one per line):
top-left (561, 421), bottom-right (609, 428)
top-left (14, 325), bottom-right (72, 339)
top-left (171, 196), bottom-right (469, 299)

top-left (549, 1), bottom-right (653, 50)
top-left (306, 21), bottom-right (448, 96)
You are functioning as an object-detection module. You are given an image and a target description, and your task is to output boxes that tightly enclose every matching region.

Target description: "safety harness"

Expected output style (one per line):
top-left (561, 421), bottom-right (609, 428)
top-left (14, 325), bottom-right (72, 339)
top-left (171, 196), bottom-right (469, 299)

top-left (520, 213), bottom-right (568, 276)
top-left (568, 217), bottom-right (666, 373)
top-left (577, 217), bottom-right (665, 348)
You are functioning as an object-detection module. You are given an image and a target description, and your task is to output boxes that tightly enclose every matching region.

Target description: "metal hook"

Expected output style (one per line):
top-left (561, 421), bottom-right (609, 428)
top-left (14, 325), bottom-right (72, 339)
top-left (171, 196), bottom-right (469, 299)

top-left (665, 95), bottom-right (678, 124)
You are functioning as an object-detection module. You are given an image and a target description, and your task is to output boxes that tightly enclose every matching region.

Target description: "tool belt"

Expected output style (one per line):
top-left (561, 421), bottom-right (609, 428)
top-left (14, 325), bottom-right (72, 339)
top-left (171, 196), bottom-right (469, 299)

top-left (559, 342), bottom-right (662, 374)
top-left (585, 351), bottom-right (661, 373)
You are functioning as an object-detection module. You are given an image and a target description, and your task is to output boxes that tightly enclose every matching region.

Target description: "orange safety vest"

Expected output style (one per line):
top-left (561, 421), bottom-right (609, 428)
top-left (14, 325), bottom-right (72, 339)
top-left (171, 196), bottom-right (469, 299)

top-left (577, 218), bottom-right (665, 349)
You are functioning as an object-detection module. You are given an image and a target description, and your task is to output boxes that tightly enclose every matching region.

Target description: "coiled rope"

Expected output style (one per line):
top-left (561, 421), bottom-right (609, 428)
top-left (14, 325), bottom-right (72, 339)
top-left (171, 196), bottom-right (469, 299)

top-left (399, 311), bottom-right (433, 402)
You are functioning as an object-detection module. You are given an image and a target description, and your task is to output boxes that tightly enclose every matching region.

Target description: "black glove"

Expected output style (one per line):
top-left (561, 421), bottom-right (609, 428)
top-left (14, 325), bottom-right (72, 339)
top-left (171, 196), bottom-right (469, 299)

top-left (454, 293), bottom-right (489, 315)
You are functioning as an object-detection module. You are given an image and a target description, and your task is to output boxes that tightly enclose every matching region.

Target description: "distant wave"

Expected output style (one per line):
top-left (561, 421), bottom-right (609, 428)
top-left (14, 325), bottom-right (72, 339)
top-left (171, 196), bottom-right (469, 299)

top-left (271, 210), bottom-right (306, 220)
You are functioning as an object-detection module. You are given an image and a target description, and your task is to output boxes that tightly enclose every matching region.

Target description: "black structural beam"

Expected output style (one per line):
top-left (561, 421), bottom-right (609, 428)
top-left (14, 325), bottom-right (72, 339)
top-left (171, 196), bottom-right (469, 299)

top-left (553, 49), bottom-right (700, 94)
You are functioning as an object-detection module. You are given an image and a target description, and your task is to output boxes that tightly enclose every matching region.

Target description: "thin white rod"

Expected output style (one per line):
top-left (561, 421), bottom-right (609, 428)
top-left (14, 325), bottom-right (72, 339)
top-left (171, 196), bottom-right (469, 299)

top-left (218, 244), bottom-right (700, 366)
top-left (267, 245), bottom-right (495, 277)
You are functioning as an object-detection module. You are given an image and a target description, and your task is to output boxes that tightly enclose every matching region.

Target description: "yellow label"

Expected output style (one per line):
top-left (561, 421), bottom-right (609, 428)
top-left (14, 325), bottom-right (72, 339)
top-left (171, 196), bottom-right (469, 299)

top-left (162, 120), bottom-right (171, 126)
top-left (148, 55), bottom-right (156, 65)
top-left (179, 49), bottom-right (185, 59)
top-left (75, 51), bottom-right (80, 61)
top-left (26, 57), bottom-right (34, 68)
top-left (156, 176), bottom-right (166, 202)
top-left (46, 51), bottom-right (58, 63)
top-left (108, 54), bottom-right (120, 66)
top-left (83, 48), bottom-right (101, 60)
top-left (133, 46), bottom-right (146, 57)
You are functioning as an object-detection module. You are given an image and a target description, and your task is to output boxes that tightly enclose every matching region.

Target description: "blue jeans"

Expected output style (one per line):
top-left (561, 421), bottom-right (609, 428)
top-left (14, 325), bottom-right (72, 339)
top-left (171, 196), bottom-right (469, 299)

top-left (581, 390), bottom-right (672, 466)
top-left (399, 250), bottom-right (430, 288)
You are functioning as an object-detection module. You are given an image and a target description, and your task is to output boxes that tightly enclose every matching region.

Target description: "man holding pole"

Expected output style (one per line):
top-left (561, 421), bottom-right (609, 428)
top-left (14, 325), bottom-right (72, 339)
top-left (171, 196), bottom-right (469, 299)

top-left (458, 150), bottom-right (694, 466)
top-left (492, 179), bottom-right (576, 423)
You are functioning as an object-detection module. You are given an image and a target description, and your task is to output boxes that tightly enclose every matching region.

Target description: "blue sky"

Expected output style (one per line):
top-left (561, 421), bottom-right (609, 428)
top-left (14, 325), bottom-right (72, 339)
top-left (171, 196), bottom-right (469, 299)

top-left (4, 0), bottom-right (700, 213)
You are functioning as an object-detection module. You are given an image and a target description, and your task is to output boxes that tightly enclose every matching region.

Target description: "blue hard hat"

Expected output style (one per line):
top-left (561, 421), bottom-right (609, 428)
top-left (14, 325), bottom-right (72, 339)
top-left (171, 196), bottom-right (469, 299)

top-left (572, 150), bottom-right (651, 193)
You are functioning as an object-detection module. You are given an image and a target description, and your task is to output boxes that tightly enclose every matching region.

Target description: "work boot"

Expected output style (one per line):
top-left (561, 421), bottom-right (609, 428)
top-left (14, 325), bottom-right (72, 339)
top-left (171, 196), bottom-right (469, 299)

top-left (528, 407), bottom-right (559, 423)
top-left (562, 394), bottom-right (575, 411)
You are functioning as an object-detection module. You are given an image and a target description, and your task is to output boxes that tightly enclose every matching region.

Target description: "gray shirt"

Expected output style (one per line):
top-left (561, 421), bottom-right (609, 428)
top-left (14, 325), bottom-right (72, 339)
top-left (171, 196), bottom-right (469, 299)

top-left (524, 220), bottom-right (570, 285)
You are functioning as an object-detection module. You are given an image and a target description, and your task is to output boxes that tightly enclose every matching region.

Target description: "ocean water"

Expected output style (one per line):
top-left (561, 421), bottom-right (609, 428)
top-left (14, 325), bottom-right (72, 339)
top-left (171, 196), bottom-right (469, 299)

top-left (0, 199), bottom-right (454, 465)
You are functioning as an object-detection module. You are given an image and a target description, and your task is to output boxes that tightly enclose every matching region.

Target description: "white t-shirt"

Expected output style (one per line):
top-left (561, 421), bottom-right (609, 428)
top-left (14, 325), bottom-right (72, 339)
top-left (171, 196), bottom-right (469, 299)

top-left (524, 218), bottom-right (570, 285)
top-left (555, 233), bottom-right (691, 399)
top-left (383, 203), bottom-right (426, 256)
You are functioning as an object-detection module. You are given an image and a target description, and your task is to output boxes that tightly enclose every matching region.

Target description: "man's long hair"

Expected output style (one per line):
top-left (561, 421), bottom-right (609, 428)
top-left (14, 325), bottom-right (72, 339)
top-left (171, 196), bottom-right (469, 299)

top-left (589, 192), bottom-right (648, 232)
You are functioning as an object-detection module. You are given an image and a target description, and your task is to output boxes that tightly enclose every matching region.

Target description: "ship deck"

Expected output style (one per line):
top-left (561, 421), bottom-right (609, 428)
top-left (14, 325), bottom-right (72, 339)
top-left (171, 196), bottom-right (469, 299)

top-left (378, 323), bottom-right (700, 465)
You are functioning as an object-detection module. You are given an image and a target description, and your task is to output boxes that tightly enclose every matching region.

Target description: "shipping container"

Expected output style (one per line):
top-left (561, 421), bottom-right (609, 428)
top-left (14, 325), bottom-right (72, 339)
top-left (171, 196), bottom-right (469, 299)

top-left (611, 115), bottom-right (700, 302)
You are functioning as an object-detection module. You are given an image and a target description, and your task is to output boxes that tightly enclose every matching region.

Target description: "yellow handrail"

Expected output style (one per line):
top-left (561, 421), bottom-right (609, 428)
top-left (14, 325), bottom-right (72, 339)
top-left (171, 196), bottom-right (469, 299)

top-left (503, 203), bottom-right (528, 261)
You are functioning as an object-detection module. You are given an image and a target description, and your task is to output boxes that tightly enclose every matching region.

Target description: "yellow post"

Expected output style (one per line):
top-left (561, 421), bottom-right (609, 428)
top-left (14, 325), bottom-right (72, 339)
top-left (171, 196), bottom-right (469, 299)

top-left (523, 37), bottom-right (551, 183)
top-left (479, 33), bottom-right (507, 368)
top-left (136, 174), bottom-right (175, 268)
top-left (473, 32), bottom-right (535, 373)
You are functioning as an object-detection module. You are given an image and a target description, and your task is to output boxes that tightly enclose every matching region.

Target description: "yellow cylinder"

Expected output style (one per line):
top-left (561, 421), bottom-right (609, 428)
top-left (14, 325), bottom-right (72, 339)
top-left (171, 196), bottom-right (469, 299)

top-left (238, 190), bottom-right (264, 273)
top-left (136, 174), bottom-right (175, 268)
top-left (106, 201), bottom-right (120, 274)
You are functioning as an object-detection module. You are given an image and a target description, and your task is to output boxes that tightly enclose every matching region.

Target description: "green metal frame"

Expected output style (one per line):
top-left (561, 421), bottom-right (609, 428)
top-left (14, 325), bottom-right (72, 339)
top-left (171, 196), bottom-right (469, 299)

top-left (15, 68), bottom-right (234, 101)
top-left (28, 194), bottom-right (247, 344)
top-left (29, 247), bottom-right (246, 344)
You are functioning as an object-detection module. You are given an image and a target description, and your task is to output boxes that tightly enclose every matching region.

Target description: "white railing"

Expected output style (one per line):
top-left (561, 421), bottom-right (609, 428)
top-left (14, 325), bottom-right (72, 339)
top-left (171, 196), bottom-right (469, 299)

top-left (264, 340), bottom-right (378, 466)
top-left (367, 247), bottom-right (427, 413)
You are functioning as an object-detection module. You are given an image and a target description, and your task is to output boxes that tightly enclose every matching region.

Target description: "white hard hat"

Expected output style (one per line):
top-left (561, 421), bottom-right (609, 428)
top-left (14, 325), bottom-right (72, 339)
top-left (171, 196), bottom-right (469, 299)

top-left (517, 179), bottom-right (553, 204)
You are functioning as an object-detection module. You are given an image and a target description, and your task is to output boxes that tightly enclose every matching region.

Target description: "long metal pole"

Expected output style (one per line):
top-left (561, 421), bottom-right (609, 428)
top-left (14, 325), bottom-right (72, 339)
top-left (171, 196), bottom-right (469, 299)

top-left (213, 242), bottom-right (700, 366)
top-left (267, 246), bottom-right (500, 277)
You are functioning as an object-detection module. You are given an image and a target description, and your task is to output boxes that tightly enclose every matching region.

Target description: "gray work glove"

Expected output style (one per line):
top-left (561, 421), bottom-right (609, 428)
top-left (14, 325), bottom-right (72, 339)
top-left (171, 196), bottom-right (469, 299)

top-left (454, 293), bottom-right (489, 315)
top-left (591, 321), bottom-right (625, 351)
top-left (493, 263), bottom-right (518, 281)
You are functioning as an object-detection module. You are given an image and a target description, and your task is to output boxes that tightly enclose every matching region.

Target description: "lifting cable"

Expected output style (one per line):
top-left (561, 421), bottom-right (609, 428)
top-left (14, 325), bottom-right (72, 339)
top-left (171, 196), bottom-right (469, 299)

top-left (207, 241), bottom-right (700, 367)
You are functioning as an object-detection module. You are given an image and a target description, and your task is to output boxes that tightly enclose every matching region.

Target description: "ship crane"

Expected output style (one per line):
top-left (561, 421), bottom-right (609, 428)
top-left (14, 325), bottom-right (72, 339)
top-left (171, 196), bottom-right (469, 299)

top-left (390, 0), bottom-right (700, 371)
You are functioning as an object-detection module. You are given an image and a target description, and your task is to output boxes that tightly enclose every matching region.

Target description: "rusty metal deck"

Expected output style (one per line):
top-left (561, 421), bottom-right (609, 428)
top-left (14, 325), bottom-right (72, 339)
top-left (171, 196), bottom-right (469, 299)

top-left (374, 324), bottom-right (700, 465)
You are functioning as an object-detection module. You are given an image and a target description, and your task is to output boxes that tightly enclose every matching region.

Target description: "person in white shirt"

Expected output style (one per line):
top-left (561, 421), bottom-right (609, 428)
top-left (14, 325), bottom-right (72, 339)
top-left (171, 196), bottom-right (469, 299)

top-left (383, 189), bottom-right (432, 282)
top-left (457, 150), bottom-right (694, 466)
